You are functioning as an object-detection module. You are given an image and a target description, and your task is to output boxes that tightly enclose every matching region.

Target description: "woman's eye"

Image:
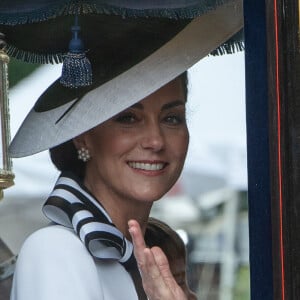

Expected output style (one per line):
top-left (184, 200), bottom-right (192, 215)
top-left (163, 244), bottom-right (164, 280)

top-left (164, 115), bottom-right (185, 125)
top-left (115, 113), bottom-right (137, 124)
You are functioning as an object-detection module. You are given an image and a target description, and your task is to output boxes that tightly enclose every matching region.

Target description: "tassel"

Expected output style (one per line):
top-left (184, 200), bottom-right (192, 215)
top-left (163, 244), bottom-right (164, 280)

top-left (60, 16), bottom-right (92, 88)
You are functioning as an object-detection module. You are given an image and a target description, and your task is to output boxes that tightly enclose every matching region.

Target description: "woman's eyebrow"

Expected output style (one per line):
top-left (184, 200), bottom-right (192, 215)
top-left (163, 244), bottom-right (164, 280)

top-left (130, 99), bottom-right (184, 110)
top-left (161, 100), bottom-right (185, 111)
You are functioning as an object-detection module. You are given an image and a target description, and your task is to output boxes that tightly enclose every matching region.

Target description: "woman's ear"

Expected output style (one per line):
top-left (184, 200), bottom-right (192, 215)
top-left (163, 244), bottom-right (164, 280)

top-left (73, 134), bottom-right (87, 150)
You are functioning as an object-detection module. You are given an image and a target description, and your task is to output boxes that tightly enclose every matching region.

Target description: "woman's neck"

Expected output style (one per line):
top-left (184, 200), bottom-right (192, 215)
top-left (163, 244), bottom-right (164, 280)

top-left (84, 177), bottom-right (153, 240)
top-left (104, 199), bottom-right (152, 240)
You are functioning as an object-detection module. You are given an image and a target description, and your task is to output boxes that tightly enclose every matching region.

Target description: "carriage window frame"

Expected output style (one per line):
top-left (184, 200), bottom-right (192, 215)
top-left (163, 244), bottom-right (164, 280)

top-left (244, 0), bottom-right (300, 299)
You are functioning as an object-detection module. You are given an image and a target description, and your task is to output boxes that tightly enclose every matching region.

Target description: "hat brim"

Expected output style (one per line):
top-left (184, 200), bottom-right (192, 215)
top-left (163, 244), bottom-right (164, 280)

top-left (9, 0), bottom-right (243, 158)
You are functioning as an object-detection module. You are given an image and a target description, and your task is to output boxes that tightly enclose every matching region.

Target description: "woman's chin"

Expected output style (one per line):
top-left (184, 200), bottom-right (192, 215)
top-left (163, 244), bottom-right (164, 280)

top-left (129, 189), bottom-right (166, 204)
top-left (127, 179), bottom-right (176, 202)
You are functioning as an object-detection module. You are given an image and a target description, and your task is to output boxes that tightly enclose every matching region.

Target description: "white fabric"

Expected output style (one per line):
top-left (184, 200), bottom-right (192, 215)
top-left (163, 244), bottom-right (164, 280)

top-left (10, 225), bottom-right (138, 300)
top-left (42, 174), bottom-right (134, 263)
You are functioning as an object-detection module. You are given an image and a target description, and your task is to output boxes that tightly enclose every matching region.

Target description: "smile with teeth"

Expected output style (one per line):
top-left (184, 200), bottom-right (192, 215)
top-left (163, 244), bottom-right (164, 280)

top-left (128, 162), bottom-right (166, 171)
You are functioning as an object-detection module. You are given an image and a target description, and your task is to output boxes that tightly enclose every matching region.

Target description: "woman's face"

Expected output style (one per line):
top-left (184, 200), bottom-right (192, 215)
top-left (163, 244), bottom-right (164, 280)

top-left (76, 77), bottom-right (189, 203)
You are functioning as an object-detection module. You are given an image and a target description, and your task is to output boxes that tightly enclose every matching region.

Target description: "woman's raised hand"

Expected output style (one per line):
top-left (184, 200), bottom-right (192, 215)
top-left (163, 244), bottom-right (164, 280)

top-left (128, 220), bottom-right (188, 300)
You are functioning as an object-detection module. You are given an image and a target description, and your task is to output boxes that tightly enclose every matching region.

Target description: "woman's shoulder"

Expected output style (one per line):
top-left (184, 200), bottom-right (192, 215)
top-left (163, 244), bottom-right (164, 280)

top-left (21, 224), bottom-right (84, 251)
top-left (23, 224), bottom-right (80, 245)
top-left (16, 224), bottom-right (99, 280)
top-left (18, 225), bottom-right (91, 262)
top-left (11, 225), bottom-right (104, 300)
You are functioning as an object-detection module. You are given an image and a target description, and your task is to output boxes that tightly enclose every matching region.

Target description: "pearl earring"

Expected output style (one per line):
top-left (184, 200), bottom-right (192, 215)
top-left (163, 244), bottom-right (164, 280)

top-left (77, 147), bottom-right (90, 162)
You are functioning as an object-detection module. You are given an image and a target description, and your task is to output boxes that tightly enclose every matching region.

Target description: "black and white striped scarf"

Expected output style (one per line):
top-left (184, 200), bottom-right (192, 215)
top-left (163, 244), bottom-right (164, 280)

top-left (42, 172), bottom-right (136, 270)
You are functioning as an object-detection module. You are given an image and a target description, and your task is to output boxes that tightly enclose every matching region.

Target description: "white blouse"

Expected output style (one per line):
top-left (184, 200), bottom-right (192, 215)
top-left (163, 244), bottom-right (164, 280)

top-left (10, 225), bottom-right (138, 300)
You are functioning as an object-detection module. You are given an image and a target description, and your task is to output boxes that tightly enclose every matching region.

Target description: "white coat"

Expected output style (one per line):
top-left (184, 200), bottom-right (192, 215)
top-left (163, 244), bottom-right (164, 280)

top-left (10, 225), bottom-right (138, 300)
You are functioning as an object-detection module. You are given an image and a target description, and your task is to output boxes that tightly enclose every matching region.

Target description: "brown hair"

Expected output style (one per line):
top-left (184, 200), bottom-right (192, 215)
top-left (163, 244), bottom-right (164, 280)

top-left (50, 139), bottom-right (86, 179)
top-left (145, 217), bottom-right (186, 262)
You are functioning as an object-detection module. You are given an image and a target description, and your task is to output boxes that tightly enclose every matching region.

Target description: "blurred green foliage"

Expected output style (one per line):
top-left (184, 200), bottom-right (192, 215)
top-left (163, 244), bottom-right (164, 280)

top-left (233, 266), bottom-right (250, 300)
top-left (8, 58), bottom-right (40, 88)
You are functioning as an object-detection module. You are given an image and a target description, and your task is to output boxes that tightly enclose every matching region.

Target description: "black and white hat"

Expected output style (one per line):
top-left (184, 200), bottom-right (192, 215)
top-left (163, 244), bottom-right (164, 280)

top-left (0, 0), bottom-right (243, 157)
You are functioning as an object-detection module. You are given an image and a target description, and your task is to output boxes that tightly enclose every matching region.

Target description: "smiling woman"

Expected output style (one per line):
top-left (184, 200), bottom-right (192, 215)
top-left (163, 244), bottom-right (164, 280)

top-left (49, 75), bottom-right (189, 240)
top-left (73, 76), bottom-right (189, 209)
top-left (11, 73), bottom-right (190, 300)
top-left (0, 1), bottom-right (244, 299)
top-left (50, 73), bottom-right (188, 185)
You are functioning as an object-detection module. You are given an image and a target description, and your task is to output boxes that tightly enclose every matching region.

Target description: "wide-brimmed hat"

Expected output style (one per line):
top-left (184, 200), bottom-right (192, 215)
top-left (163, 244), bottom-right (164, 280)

top-left (0, 0), bottom-right (243, 157)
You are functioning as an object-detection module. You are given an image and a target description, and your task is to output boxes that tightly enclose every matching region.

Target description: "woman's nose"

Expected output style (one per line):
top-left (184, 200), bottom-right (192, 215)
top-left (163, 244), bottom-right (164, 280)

top-left (140, 120), bottom-right (165, 152)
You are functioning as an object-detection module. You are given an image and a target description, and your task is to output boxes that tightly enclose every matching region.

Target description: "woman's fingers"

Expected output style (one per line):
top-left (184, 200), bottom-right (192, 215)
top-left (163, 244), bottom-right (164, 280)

top-left (151, 246), bottom-right (188, 299)
top-left (128, 220), bottom-right (164, 281)
top-left (128, 220), bottom-right (188, 300)
top-left (128, 220), bottom-right (166, 292)
top-left (151, 246), bottom-right (177, 286)
top-left (128, 219), bottom-right (147, 267)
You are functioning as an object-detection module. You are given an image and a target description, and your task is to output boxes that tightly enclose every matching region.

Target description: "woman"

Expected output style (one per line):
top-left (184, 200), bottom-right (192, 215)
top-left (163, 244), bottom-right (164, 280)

top-left (10, 74), bottom-right (190, 300)
top-left (3, 2), bottom-right (242, 299)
